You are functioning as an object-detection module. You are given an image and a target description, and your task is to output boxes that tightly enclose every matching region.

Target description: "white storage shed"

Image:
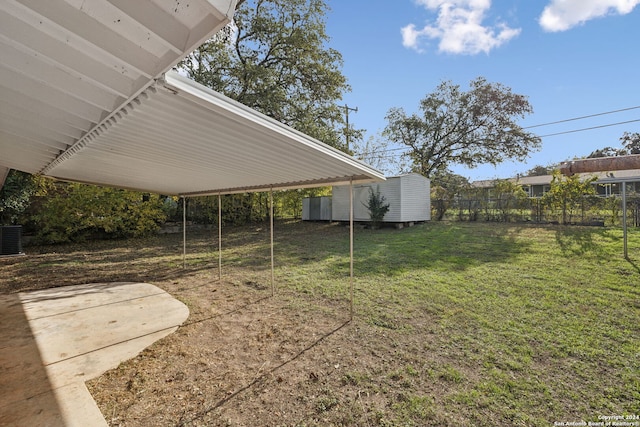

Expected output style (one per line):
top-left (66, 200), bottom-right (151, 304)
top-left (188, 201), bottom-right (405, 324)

top-left (302, 196), bottom-right (332, 221)
top-left (331, 173), bottom-right (431, 223)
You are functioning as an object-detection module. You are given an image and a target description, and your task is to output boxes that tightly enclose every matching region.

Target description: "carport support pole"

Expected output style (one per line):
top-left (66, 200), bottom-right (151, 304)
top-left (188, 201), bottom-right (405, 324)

top-left (182, 196), bottom-right (186, 269)
top-left (350, 178), bottom-right (354, 320)
top-left (270, 188), bottom-right (275, 296)
top-left (218, 193), bottom-right (222, 280)
top-left (623, 182), bottom-right (628, 259)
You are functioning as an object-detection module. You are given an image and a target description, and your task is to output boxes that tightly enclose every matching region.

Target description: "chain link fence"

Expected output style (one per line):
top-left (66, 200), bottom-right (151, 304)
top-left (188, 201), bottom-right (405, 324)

top-left (434, 195), bottom-right (640, 226)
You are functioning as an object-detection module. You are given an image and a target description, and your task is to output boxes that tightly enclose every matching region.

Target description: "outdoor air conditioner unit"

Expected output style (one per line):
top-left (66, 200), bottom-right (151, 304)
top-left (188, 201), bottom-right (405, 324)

top-left (0, 225), bottom-right (23, 256)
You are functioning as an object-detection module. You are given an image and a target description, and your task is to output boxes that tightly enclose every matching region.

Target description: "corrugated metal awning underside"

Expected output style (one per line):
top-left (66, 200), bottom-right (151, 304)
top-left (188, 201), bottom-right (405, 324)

top-left (43, 72), bottom-right (384, 195)
top-left (0, 0), bottom-right (235, 176)
top-left (1, 0), bottom-right (383, 195)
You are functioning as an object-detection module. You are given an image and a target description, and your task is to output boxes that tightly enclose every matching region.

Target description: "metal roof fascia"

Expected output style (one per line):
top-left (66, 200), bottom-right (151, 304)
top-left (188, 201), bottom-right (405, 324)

top-left (204, 0), bottom-right (238, 22)
top-left (180, 175), bottom-right (382, 197)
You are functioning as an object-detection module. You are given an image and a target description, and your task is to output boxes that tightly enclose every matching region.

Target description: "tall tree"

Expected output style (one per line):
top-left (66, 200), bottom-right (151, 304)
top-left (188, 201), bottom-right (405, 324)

top-left (587, 132), bottom-right (640, 158)
top-left (429, 169), bottom-right (470, 220)
top-left (620, 131), bottom-right (640, 155)
top-left (383, 77), bottom-right (541, 178)
top-left (523, 164), bottom-right (560, 176)
top-left (351, 134), bottom-right (406, 176)
top-left (178, 0), bottom-right (351, 150)
top-left (587, 146), bottom-right (623, 158)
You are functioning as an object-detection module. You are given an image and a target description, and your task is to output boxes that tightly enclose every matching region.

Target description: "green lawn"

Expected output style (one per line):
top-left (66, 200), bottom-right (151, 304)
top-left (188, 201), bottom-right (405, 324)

top-left (4, 220), bottom-right (638, 426)
top-left (271, 221), bottom-right (640, 425)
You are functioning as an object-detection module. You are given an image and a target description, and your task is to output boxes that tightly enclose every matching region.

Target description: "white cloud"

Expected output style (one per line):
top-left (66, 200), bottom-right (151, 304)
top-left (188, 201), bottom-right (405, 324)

top-left (401, 0), bottom-right (521, 55)
top-left (540, 0), bottom-right (640, 32)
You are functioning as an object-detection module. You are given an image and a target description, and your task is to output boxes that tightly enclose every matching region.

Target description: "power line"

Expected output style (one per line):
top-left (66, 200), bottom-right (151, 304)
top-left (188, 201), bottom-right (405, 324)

top-left (537, 118), bottom-right (640, 138)
top-left (361, 146), bottom-right (406, 155)
top-left (354, 110), bottom-right (640, 159)
top-left (523, 105), bottom-right (640, 129)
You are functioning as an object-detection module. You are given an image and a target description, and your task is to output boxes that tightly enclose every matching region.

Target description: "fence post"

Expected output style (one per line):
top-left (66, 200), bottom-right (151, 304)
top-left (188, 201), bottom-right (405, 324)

top-left (622, 182), bottom-right (628, 259)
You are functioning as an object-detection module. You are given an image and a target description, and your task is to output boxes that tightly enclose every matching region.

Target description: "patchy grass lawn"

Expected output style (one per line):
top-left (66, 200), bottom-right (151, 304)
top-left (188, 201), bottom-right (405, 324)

top-left (1, 221), bottom-right (638, 426)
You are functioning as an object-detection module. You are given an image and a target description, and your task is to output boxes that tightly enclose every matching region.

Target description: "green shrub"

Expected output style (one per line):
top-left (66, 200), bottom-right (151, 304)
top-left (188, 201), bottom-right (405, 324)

top-left (364, 186), bottom-right (390, 228)
top-left (30, 183), bottom-right (166, 244)
top-left (0, 170), bottom-right (50, 225)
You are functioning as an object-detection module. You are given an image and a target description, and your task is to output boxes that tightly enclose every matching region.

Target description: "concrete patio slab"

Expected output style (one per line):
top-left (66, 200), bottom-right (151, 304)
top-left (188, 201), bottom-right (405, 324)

top-left (0, 282), bottom-right (189, 426)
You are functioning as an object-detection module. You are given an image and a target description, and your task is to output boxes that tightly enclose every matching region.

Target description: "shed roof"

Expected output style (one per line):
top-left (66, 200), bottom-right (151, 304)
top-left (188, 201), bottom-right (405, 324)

top-left (0, 0), bottom-right (383, 195)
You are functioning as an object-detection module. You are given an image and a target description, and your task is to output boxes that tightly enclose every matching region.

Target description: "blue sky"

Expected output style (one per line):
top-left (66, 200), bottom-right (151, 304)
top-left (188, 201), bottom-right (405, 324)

top-left (324, 0), bottom-right (640, 181)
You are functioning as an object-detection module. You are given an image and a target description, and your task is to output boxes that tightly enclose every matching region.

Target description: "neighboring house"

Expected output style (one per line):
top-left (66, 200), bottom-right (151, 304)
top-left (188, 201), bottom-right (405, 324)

top-left (473, 175), bottom-right (552, 198)
top-left (472, 169), bottom-right (640, 198)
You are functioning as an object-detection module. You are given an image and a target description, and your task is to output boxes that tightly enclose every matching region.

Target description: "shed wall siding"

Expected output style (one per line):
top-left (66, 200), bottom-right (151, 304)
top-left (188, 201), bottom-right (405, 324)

top-left (331, 174), bottom-right (430, 222)
top-left (332, 185), bottom-right (371, 221)
top-left (363, 179), bottom-right (399, 222)
top-left (399, 174), bottom-right (431, 221)
top-left (320, 197), bottom-right (333, 221)
top-left (302, 198), bottom-right (310, 220)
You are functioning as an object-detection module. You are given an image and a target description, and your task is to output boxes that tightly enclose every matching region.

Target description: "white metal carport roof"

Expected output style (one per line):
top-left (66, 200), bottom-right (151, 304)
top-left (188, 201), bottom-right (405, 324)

top-left (0, 0), bottom-right (236, 183)
top-left (40, 71), bottom-right (384, 195)
top-left (0, 0), bottom-right (383, 193)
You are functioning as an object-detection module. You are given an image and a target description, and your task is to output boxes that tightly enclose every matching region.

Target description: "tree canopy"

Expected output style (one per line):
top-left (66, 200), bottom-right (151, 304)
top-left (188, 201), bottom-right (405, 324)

top-left (383, 77), bottom-right (541, 178)
top-left (429, 169), bottom-right (471, 221)
top-left (523, 165), bottom-right (553, 177)
top-left (620, 131), bottom-right (640, 155)
top-left (543, 171), bottom-right (597, 225)
top-left (178, 0), bottom-right (353, 150)
top-left (587, 131), bottom-right (640, 158)
top-left (587, 146), bottom-right (623, 158)
top-left (0, 170), bottom-right (49, 225)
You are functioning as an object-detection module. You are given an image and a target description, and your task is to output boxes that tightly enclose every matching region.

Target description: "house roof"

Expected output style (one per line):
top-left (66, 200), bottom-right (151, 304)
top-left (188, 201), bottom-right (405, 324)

top-left (560, 154), bottom-right (640, 175)
top-left (0, 0), bottom-right (383, 195)
top-left (472, 169), bottom-right (640, 188)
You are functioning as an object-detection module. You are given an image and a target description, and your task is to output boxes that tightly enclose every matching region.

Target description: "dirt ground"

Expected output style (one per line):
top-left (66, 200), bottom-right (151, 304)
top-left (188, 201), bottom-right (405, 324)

top-left (1, 226), bottom-right (452, 427)
top-left (89, 280), bottom-right (385, 427)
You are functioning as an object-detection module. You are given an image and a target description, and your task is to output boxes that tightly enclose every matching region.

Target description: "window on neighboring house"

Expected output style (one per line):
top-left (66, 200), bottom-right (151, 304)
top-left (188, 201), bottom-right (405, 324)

top-left (597, 183), bottom-right (621, 197)
top-left (612, 183), bottom-right (620, 195)
top-left (532, 185), bottom-right (546, 197)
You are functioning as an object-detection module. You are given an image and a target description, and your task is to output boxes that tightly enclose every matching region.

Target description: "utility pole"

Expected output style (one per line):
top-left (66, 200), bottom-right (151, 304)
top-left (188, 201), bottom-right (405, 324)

top-left (342, 104), bottom-right (358, 151)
